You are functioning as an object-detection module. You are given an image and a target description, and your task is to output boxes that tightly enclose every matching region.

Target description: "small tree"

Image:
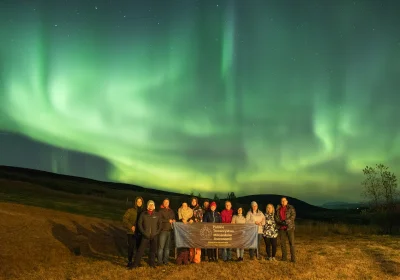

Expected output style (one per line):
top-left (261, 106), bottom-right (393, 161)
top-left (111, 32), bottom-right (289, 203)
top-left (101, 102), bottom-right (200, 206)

top-left (227, 192), bottom-right (236, 201)
top-left (362, 164), bottom-right (398, 233)
top-left (213, 194), bottom-right (220, 201)
top-left (197, 193), bottom-right (202, 199)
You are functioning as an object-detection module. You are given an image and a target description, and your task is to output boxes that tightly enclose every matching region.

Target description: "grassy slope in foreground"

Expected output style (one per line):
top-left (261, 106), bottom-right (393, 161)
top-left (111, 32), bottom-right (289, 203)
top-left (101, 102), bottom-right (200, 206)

top-left (1, 202), bottom-right (399, 280)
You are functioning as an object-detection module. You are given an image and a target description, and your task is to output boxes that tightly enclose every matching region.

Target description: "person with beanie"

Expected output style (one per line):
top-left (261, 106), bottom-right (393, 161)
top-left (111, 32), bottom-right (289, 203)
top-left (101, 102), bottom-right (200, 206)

top-left (231, 207), bottom-right (246, 261)
top-left (246, 201), bottom-right (265, 260)
top-left (122, 196), bottom-right (143, 268)
top-left (158, 198), bottom-right (176, 266)
top-left (203, 201), bottom-right (222, 261)
top-left (131, 200), bottom-right (161, 269)
top-left (190, 197), bottom-right (203, 263)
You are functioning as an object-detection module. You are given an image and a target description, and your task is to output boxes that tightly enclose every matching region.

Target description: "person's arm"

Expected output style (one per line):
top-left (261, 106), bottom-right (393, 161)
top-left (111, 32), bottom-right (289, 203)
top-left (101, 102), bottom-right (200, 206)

top-left (156, 215), bottom-right (162, 235)
top-left (160, 209), bottom-right (168, 224)
top-left (261, 214), bottom-right (266, 226)
top-left (138, 213), bottom-right (148, 238)
top-left (123, 209), bottom-right (136, 232)
top-left (178, 208), bottom-right (183, 222)
top-left (287, 206), bottom-right (296, 225)
top-left (231, 215), bottom-right (236, 224)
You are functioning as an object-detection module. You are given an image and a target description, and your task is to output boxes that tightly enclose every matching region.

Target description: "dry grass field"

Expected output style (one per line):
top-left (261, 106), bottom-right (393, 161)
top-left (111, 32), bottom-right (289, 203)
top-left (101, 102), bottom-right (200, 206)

top-left (1, 202), bottom-right (399, 280)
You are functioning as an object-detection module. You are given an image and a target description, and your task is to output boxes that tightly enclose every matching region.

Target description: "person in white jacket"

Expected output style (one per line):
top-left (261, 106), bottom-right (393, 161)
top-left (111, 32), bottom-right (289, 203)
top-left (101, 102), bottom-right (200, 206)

top-left (246, 201), bottom-right (265, 260)
top-left (231, 207), bottom-right (246, 261)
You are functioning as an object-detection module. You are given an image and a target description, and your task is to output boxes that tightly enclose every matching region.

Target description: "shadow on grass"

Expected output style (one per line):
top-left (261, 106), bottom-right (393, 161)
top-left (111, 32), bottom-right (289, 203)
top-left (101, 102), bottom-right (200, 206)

top-left (50, 220), bottom-right (127, 266)
top-left (363, 247), bottom-right (400, 277)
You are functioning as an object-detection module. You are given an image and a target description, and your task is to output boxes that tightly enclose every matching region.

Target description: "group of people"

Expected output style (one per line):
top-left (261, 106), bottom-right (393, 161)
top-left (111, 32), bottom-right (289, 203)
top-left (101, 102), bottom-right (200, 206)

top-left (122, 195), bottom-right (296, 269)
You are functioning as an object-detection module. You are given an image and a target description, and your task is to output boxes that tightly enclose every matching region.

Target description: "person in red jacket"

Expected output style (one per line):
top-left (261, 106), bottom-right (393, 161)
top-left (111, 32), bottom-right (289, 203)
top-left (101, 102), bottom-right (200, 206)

top-left (220, 200), bottom-right (234, 261)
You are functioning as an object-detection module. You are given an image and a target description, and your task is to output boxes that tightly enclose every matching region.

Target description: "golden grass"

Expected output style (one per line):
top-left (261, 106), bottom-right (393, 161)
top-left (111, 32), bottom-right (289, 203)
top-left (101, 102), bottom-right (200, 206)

top-left (1, 203), bottom-right (399, 280)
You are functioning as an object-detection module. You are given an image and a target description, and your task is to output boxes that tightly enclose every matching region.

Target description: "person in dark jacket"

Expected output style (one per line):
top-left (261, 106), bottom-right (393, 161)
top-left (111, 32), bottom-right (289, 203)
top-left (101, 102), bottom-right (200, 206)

top-left (134, 196), bottom-right (144, 253)
top-left (201, 199), bottom-right (210, 261)
top-left (275, 197), bottom-right (296, 262)
top-left (122, 196), bottom-right (143, 268)
top-left (203, 201), bottom-right (221, 262)
top-left (157, 198), bottom-right (176, 266)
top-left (132, 200), bottom-right (162, 268)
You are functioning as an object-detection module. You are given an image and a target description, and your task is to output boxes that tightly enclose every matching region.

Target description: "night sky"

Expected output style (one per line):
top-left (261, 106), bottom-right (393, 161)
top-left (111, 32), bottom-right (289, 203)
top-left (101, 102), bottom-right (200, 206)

top-left (1, 0), bottom-right (400, 205)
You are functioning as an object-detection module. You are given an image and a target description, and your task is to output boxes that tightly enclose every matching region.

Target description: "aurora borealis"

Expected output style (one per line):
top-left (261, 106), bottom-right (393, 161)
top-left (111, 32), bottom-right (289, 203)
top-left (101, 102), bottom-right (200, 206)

top-left (1, 0), bottom-right (399, 205)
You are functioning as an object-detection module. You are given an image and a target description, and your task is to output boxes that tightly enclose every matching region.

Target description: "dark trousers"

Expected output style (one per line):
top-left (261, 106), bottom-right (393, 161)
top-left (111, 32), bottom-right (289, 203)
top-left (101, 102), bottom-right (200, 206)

top-left (279, 229), bottom-right (295, 261)
top-left (127, 233), bottom-right (141, 262)
top-left (201, 249), bottom-right (207, 260)
top-left (133, 236), bottom-right (158, 267)
top-left (263, 236), bottom-right (277, 258)
top-left (249, 234), bottom-right (263, 258)
top-left (127, 234), bottom-right (135, 262)
top-left (207, 249), bottom-right (217, 260)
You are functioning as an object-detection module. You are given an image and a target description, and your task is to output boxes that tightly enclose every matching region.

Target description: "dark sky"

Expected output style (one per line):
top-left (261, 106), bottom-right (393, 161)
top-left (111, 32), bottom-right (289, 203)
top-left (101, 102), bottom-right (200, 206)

top-left (0, 0), bottom-right (399, 205)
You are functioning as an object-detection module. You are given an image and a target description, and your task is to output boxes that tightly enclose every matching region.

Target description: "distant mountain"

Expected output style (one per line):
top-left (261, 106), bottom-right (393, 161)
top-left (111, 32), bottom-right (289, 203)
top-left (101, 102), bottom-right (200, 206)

top-left (0, 165), bottom-right (328, 218)
top-left (322, 201), bottom-right (367, 210)
top-left (236, 194), bottom-right (329, 218)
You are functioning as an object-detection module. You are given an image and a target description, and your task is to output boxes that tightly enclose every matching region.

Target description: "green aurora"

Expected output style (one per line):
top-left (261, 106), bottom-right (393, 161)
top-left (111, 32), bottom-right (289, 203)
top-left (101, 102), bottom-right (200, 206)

top-left (1, 0), bottom-right (399, 204)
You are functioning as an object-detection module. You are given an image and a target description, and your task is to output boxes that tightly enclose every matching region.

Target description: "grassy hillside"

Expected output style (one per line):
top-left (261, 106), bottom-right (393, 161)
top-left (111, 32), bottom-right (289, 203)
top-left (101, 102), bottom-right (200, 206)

top-left (1, 202), bottom-right (399, 280)
top-left (0, 165), bottom-right (330, 219)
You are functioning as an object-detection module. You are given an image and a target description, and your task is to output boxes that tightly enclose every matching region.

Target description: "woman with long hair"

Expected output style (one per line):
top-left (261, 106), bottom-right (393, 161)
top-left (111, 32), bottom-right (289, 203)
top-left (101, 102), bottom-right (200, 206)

top-left (263, 204), bottom-right (278, 260)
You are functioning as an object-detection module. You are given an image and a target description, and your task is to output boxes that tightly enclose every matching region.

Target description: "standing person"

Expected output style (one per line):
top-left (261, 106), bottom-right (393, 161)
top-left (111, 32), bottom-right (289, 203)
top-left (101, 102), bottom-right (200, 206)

top-left (178, 202), bottom-right (194, 223)
top-left (134, 197), bottom-right (145, 253)
top-left (132, 200), bottom-right (162, 269)
top-left (176, 202), bottom-right (194, 265)
top-left (201, 199), bottom-right (210, 261)
top-left (275, 197), bottom-right (296, 262)
top-left (221, 200), bottom-right (234, 262)
top-left (190, 197), bottom-right (203, 263)
top-left (203, 201), bottom-right (221, 262)
top-left (122, 198), bottom-right (138, 268)
top-left (158, 198), bottom-right (175, 266)
top-left (263, 204), bottom-right (278, 261)
top-left (246, 201), bottom-right (265, 260)
top-left (231, 207), bottom-right (246, 261)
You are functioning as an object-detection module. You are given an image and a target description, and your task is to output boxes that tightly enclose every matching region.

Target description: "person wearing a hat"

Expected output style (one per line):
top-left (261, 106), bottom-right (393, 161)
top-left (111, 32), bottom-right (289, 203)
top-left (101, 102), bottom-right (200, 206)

top-left (203, 201), bottom-right (222, 262)
top-left (131, 200), bottom-right (162, 269)
top-left (246, 201), bottom-right (265, 260)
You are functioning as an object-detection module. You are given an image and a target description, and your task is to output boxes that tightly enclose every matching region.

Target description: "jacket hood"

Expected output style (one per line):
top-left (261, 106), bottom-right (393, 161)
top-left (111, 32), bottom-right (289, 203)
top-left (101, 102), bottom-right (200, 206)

top-left (134, 196), bottom-right (145, 210)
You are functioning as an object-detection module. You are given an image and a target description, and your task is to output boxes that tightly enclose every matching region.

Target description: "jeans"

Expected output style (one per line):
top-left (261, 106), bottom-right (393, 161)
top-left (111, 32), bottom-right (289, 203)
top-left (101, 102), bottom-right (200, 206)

top-left (279, 229), bottom-right (295, 261)
top-left (222, 248), bottom-right (232, 261)
top-left (157, 231), bottom-right (171, 264)
top-left (249, 234), bottom-right (263, 258)
top-left (263, 236), bottom-right (277, 258)
top-left (236, 248), bottom-right (244, 258)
